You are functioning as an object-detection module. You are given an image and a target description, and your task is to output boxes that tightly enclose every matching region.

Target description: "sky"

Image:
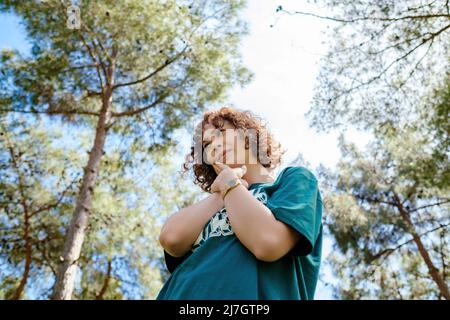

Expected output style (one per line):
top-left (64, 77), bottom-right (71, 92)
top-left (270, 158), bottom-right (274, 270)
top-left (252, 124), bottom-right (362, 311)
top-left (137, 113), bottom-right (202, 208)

top-left (0, 0), bottom-right (376, 300)
top-left (228, 0), bottom-right (373, 169)
top-left (227, 0), bottom-right (344, 299)
top-left (181, 0), bottom-right (373, 299)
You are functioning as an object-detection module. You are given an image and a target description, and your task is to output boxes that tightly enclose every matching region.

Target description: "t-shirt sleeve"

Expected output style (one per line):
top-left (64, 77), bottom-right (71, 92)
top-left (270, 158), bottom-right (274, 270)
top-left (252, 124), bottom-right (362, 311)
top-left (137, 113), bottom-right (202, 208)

top-left (265, 166), bottom-right (321, 257)
top-left (163, 249), bottom-right (192, 274)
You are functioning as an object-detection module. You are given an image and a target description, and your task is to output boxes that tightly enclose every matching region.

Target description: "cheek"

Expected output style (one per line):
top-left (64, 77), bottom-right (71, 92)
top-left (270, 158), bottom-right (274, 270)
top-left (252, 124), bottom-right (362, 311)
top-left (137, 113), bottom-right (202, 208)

top-left (204, 145), bottom-right (219, 164)
top-left (230, 136), bottom-right (244, 154)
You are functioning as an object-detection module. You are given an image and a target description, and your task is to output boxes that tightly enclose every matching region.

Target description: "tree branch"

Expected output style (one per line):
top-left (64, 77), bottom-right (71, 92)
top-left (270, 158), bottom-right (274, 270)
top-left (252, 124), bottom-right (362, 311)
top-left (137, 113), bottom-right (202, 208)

top-left (0, 108), bottom-right (100, 117)
top-left (111, 71), bottom-right (191, 118)
top-left (393, 192), bottom-right (450, 299)
top-left (354, 193), bottom-right (397, 206)
top-left (35, 242), bottom-right (58, 277)
top-left (110, 91), bottom-right (170, 118)
top-left (329, 23), bottom-right (450, 102)
top-left (369, 222), bottom-right (450, 262)
top-left (112, 45), bottom-right (189, 91)
top-left (77, 32), bottom-right (105, 94)
top-left (29, 173), bottom-right (80, 219)
top-left (5, 134), bottom-right (32, 300)
top-left (409, 199), bottom-right (450, 213)
top-left (60, 64), bottom-right (97, 74)
top-left (57, 1), bottom-right (106, 94)
top-left (80, 21), bottom-right (113, 72)
top-left (95, 258), bottom-right (112, 300)
top-left (279, 9), bottom-right (450, 23)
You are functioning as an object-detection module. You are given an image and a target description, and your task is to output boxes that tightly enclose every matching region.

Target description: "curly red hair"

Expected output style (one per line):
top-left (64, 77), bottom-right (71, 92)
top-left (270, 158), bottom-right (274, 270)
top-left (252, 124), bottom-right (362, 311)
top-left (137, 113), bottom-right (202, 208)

top-left (183, 106), bottom-right (286, 193)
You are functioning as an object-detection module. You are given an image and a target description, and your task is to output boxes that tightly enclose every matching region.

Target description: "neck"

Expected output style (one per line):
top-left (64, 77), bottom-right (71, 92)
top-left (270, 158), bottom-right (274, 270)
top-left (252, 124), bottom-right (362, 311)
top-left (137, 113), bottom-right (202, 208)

top-left (242, 163), bottom-right (275, 186)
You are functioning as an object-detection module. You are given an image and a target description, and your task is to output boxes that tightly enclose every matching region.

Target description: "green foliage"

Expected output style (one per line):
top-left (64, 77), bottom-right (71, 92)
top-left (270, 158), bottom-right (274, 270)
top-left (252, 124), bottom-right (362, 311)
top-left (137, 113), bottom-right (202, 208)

top-left (319, 103), bottom-right (449, 298)
top-left (288, 0), bottom-right (450, 299)
top-left (0, 115), bottom-right (205, 299)
top-left (0, 115), bottom-right (85, 299)
top-left (0, 0), bottom-right (251, 298)
top-left (300, 0), bottom-right (450, 133)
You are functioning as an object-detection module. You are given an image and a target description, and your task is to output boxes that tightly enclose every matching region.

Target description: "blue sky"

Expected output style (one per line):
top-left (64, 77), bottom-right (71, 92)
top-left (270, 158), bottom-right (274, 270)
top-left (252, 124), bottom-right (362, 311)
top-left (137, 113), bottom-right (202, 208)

top-left (181, 0), bottom-right (373, 299)
top-left (0, 13), bottom-right (30, 53)
top-left (0, 0), bottom-right (376, 300)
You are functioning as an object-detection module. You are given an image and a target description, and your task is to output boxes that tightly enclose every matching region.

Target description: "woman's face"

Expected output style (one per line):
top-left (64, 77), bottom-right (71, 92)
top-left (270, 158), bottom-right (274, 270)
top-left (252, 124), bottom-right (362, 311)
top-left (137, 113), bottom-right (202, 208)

top-left (202, 120), bottom-right (255, 169)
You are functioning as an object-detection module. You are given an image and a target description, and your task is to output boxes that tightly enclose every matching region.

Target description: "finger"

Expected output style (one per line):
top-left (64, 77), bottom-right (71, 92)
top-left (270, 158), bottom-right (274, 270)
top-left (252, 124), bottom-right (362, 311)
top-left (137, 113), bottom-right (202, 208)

top-left (233, 165), bottom-right (247, 178)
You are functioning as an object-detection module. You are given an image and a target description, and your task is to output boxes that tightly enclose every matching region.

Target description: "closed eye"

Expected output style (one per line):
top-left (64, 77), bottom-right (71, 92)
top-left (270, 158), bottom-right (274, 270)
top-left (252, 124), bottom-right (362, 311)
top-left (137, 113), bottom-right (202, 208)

top-left (203, 128), bottom-right (226, 148)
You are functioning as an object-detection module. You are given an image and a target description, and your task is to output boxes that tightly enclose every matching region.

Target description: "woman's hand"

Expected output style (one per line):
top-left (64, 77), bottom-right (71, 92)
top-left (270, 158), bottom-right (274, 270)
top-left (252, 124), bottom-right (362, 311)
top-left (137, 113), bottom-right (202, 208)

top-left (211, 162), bottom-right (249, 194)
top-left (213, 162), bottom-right (249, 190)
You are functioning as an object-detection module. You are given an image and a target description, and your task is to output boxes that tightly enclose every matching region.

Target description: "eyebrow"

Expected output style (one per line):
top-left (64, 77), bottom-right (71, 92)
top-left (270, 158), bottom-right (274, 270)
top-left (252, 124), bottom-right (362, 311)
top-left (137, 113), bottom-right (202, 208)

top-left (202, 129), bottom-right (221, 147)
top-left (202, 132), bottom-right (212, 147)
top-left (202, 139), bottom-right (210, 147)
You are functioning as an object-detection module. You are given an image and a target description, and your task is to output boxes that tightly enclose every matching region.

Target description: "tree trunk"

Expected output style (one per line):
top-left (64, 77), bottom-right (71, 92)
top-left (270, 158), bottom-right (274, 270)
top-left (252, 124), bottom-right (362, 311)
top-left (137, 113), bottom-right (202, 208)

top-left (394, 194), bottom-right (450, 299)
top-left (7, 140), bottom-right (32, 300)
top-left (52, 89), bottom-right (113, 300)
top-left (11, 214), bottom-right (32, 300)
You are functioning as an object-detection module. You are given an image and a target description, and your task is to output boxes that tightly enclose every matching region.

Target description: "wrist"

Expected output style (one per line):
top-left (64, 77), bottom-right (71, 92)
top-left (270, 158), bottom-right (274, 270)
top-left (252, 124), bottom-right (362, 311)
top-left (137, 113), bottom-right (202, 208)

top-left (210, 190), bottom-right (224, 206)
top-left (221, 178), bottom-right (242, 200)
top-left (223, 183), bottom-right (244, 201)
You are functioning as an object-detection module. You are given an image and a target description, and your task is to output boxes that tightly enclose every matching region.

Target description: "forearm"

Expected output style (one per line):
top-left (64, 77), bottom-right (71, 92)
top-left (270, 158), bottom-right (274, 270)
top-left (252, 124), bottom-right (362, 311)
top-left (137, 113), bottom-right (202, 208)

top-left (159, 192), bottom-right (223, 257)
top-left (223, 185), bottom-right (277, 258)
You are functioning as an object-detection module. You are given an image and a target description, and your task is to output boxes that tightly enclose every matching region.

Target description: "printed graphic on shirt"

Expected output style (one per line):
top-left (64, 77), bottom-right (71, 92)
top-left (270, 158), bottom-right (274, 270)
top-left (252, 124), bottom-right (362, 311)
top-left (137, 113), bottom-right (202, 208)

top-left (191, 187), bottom-right (269, 252)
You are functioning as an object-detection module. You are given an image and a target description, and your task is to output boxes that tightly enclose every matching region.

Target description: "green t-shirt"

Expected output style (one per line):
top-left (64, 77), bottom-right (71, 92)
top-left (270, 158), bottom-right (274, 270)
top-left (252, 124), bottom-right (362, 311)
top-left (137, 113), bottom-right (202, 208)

top-left (156, 166), bottom-right (323, 300)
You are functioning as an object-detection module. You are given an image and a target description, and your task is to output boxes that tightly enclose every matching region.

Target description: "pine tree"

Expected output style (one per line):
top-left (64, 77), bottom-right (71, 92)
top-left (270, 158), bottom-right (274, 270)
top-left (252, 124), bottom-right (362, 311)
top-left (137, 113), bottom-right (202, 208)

top-left (0, 0), bottom-right (251, 299)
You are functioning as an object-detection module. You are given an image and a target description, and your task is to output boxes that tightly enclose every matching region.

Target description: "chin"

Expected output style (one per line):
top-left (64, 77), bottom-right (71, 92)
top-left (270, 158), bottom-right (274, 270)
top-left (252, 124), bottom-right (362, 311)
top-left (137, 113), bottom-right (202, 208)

top-left (226, 162), bottom-right (246, 168)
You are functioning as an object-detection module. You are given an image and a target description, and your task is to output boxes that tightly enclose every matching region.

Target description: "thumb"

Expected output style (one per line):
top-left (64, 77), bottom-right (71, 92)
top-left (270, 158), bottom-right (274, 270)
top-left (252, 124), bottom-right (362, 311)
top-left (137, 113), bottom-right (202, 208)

top-left (234, 165), bottom-right (247, 178)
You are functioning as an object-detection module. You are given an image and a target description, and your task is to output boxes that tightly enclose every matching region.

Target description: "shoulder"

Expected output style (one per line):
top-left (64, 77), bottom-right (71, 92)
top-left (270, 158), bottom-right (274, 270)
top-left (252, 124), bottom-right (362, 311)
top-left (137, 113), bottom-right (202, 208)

top-left (281, 166), bottom-right (322, 203)
top-left (281, 166), bottom-right (318, 182)
top-left (268, 166), bottom-right (318, 196)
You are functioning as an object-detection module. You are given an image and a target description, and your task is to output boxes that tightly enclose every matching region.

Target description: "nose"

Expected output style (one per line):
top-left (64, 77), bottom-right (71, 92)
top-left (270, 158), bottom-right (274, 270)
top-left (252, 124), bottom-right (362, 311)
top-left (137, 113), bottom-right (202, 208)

top-left (213, 142), bottom-right (223, 157)
top-left (212, 138), bottom-right (225, 160)
top-left (213, 134), bottom-right (224, 150)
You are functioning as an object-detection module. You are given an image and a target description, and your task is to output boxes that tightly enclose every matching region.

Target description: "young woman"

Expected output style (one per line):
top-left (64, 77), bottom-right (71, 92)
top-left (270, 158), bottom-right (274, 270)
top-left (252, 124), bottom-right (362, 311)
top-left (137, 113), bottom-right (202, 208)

top-left (156, 106), bottom-right (323, 300)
